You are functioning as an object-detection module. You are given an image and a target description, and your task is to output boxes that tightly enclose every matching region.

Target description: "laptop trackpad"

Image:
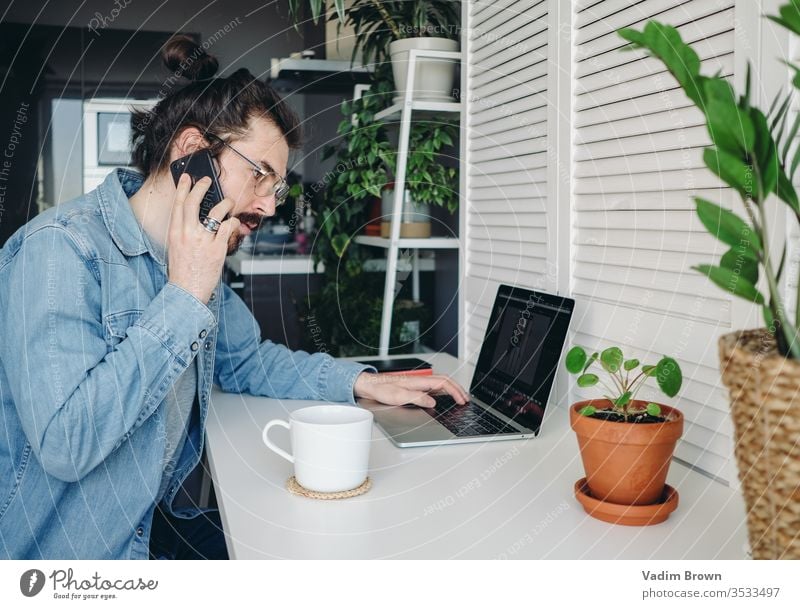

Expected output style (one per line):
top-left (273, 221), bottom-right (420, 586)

top-left (366, 404), bottom-right (455, 442)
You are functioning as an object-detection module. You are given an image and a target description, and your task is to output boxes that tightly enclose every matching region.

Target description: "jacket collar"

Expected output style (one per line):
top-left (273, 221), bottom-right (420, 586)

top-left (96, 169), bottom-right (163, 263)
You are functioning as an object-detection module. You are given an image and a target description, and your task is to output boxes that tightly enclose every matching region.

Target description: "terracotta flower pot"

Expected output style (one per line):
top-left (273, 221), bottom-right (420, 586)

top-left (570, 399), bottom-right (684, 506)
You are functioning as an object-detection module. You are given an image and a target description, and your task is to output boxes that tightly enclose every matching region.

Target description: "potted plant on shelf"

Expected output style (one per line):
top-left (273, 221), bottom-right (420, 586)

top-left (381, 117), bottom-right (459, 238)
top-left (564, 345), bottom-right (684, 526)
top-left (618, 3), bottom-right (800, 558)
top-left (288, 0), bottom-right (461, 103)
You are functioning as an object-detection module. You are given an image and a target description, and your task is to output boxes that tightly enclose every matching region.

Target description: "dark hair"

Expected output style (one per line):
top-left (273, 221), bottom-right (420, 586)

top-left (131, 34), bottom-right (301, 176)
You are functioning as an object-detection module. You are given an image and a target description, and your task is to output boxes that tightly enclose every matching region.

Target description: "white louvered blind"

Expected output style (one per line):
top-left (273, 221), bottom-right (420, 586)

top-left (464, 0), bottom-right (553, 365)
top-left (571, 0), bottom-right (740, 483)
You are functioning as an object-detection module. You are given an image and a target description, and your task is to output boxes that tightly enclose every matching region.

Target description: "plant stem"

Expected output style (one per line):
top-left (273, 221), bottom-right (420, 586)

top-left (628, 376), bottom-right (648, 402)
top-left (742, 198), bottom-right (762, 236)
top-left (607, 370), bottom-right (625, 395)
top-left (753, 188), bottom-right (800, 358)
top-left (598, 380), bottom-right (619, 398)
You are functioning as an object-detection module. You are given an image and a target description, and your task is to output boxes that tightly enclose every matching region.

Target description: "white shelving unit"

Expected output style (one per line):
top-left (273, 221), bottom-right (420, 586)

top-left (359, 48), bottom-right (461, 356)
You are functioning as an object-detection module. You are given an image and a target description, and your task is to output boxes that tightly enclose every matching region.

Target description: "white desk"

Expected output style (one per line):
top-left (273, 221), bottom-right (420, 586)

top-left (205, 353), bottom-right (749, 559)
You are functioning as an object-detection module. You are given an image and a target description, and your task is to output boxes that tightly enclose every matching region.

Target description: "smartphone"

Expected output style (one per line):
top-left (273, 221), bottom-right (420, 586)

top-left (169, 149), bottom-right (225, 222)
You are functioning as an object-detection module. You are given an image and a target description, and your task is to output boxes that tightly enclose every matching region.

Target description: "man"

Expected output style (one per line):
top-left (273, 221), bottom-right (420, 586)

top-left (0, 40), bottom-right (467, 559)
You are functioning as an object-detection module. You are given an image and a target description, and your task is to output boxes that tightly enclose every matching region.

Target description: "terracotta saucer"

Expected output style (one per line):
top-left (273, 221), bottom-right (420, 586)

top-left (574, 478), bottom-right (679, 526)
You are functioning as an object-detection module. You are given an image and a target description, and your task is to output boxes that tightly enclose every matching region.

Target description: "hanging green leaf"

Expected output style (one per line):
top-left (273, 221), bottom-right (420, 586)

top-left (776, 169), bottom-right (800, 214)
top-left (705, 97), bottom-right (755, 154)
top-left (702, 148), bottom-right (755, 200)
top-left (694, 198), bottom-right (761, 257)
top-left (693, 264), bottom-right (765, 304)
top-left (746, 107), bottom-right (778, 199)
top-left (720, 247), bottom-right (759, 286)
top-left (619, 22), bottom-right (704, 106)
top-left (579, 404), bottom-right (597, 417)
top-left (768, 3), bottom-right (800, 39)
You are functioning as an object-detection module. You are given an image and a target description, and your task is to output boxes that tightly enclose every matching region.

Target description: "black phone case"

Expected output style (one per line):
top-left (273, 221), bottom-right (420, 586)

top-left (170, 150), bottom-right (225, 222)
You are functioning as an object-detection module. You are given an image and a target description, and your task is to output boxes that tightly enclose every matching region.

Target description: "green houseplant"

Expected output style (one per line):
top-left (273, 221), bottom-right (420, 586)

top-left (564, 345), bottom-right (684, 526)
top-left (301, 71), bottom-right (435, 356)
top-left (288, 0), bottom-right (461, 101)
top-left (618, 3), bottom-right (800, 556)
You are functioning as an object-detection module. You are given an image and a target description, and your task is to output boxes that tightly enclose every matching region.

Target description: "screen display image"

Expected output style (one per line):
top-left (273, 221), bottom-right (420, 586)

top-left (471, 286), bottom-right (573, 434)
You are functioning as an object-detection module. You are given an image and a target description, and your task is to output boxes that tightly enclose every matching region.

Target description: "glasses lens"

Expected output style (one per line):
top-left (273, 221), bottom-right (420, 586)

top-left (254, 174), bottom-right (290, 202)
top-left (274, 180), bottom-right (290, 201)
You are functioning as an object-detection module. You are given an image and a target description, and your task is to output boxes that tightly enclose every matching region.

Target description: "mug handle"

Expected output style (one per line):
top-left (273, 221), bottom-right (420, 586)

top-left (262, 419), bottom-right (294, 463)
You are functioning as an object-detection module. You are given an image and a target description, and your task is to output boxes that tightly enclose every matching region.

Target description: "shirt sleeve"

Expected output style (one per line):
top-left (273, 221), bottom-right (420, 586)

top-left (0, 226), bottom-right (216, 482)
top-left (213, 283), bottom-right (375, 404)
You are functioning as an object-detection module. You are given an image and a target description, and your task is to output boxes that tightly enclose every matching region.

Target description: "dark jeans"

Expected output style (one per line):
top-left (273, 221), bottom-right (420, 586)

top-left (148, 506), bottom-right (229, 560)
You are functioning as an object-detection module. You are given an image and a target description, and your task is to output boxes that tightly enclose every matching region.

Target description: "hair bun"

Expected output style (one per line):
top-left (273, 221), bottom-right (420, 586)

top-left (162, 34), bottom-right (219, 81)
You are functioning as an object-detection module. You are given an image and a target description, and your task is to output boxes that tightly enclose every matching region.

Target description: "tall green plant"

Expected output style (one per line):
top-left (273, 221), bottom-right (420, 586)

top-left (619, 5), bottom-right (800, 358)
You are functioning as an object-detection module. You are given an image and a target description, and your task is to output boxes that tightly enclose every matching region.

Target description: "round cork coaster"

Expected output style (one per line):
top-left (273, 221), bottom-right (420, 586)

top-left (287, 476), bottom-right (372, 500)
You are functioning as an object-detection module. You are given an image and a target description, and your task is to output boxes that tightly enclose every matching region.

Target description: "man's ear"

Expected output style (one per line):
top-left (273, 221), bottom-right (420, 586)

top-left (169, 126), bottom-right (208, 161)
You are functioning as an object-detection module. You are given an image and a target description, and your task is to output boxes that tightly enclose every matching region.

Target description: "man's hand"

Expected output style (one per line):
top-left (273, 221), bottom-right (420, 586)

top-left (167, 173), bottom-right (240, 304)
top-left (353, 372), bottom-right (469, 408)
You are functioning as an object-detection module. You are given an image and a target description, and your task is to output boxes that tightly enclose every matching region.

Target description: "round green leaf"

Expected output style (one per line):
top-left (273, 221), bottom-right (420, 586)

top-left (565, 346), bottom-right (587, 374)
top-left (646, 403), bottom-right (662, 416)
top-left (642, 365), bottom-right (657, 377)
top-left (623, 358), bottom-right (640, 371)
top-left (577, 374), bottom-right (599, 388)
top-left (656, 357), bottom-right (683, 398)
top-left (600, 347), bottom-right (624, 373)
top-left (579, 405), bottom-right (597, 417)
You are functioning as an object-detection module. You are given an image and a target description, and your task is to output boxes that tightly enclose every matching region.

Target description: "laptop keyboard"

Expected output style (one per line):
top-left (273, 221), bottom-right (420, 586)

top-left (427, 395), bottom-right (521, 437)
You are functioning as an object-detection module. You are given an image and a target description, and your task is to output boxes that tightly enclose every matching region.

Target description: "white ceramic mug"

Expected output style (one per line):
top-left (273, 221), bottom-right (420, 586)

top-left (262, 405), bottom-right (374, 493)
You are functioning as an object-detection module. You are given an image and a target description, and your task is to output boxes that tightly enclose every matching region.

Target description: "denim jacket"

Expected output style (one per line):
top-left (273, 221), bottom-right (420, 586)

top-left (0, 169), bottom-right (371, 559)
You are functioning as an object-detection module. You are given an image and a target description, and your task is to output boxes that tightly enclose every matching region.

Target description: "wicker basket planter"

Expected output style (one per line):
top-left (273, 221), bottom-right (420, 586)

top-left (718, 329), bottom-right (800, 559)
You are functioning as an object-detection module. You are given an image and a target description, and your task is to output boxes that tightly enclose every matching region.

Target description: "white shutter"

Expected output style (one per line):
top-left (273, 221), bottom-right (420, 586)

top-left (571, 0), bottom-right (739, 482)
top-left (463, 0), bottom-right (555, 366)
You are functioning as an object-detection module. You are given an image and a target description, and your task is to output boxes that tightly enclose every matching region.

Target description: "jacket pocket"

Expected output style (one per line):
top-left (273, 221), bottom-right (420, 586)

top-left (103, 309), bottom-right (144, 347)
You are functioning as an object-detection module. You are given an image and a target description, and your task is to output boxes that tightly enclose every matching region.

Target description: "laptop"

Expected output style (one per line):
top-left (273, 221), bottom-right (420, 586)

top-left (359, 284), bottom-right (575, 447)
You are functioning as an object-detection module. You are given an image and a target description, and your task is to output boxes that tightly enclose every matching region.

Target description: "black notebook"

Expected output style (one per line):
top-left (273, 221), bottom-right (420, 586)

top-left (358, 357), bottom-right (433, 374)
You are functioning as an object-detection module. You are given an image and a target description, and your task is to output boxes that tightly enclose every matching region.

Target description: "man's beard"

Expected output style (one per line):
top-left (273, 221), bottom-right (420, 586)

top-left (226, 231), bottom-right (245, 255)
top-left (226, 212), bottom-right (262, 255)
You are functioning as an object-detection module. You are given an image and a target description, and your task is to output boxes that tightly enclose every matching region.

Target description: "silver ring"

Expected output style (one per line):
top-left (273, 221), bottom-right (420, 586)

top-left (202, 216), bottom-right (222, 234)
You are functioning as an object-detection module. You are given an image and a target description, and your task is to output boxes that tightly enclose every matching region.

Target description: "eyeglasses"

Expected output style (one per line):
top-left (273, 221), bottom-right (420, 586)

top-left (206, 133), bottom-right (291, 205)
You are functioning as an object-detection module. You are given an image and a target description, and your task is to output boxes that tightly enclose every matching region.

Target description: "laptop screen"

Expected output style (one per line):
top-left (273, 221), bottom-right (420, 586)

top-left (471, 285), bottom-right (574, 435)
